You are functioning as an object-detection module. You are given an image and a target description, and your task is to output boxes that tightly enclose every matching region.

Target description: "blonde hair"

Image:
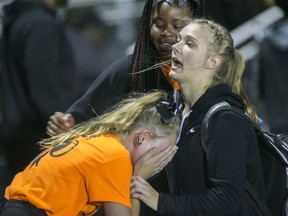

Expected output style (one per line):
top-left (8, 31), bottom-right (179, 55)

top-left (39, 90), bottom-right (180, 148)
top-left (191, 18), bottom-right (259, 124)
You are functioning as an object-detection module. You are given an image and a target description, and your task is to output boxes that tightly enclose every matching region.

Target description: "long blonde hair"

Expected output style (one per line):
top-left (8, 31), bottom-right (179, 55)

top-left (39, 90), bottom-right (180, 149)
top-left (191, 18), bottom-right (259, 124)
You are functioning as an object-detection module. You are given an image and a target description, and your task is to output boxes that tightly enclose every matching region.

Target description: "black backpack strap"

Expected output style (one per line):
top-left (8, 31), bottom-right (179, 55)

top-left (245, 181), bottom-right (271, 216)
top-left (201, 101), bottom-right (231, 153)
top-left (201, 101), bottom-right (271, 216)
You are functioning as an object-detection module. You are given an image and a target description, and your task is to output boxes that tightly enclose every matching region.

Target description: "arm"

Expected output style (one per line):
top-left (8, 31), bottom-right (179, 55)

top-left (46, 56), bottom-right (132, 135)
top-left (104, 202), bottom-right (131, 216)
top-left (131, 199), bottom-right (140, 216)
top-left (130, 176), bottom-right (159, 211)
top-left (66, 56), bottom-right (131, 124)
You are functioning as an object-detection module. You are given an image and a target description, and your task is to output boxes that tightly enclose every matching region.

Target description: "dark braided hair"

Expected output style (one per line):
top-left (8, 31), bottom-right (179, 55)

top-left (131, 0), bottom-right (207, 91)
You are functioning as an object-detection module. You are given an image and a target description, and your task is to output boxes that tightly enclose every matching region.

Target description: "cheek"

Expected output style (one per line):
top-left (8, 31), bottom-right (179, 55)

top-left (131, 145), bottom-right (150, 164)
top-left (150, 26), bottom-right (160, 45)
top-left (154, 137), bottom-right (177, 153)
top-left (184, 52), bottom-right (204, 69)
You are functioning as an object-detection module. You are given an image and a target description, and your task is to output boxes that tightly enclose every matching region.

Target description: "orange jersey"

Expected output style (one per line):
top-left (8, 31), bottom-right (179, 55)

top-left (5, 134), bottom-right (132, 216)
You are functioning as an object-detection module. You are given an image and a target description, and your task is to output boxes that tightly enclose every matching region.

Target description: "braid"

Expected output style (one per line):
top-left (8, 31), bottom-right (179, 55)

top-left (131, 0), bottom-right (207, 91)
top-left (192, 18), bottom-right (259, 124)
top-left (131, 0), bottom-right (157, 91)
top-left (194, 0), bottom-right (207, 18)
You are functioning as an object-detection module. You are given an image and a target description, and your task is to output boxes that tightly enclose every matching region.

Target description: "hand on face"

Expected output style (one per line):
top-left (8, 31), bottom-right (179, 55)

top-left (133, 144), bottom-right (178, 180)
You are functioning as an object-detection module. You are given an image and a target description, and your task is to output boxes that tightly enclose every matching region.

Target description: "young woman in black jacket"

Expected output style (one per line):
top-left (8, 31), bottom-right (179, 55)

top-left (130, 18), bottom-right (265, 216)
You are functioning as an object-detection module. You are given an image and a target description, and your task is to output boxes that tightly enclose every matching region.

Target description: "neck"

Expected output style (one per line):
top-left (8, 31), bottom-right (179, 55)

top-left (116, 133), bottom-right (134, 156)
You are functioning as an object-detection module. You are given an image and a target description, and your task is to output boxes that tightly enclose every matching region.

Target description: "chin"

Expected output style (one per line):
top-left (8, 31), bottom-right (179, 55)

top-left (169, 70), bottom-right (179, 80)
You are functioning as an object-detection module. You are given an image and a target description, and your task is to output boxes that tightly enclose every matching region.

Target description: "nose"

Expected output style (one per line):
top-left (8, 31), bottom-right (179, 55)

top-left (172, 40), bottom-right (181, 53)
top-left (161, 25), bottom-right (177, 37)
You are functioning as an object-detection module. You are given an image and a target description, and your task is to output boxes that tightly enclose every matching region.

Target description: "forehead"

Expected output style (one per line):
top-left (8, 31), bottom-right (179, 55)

top-left (180, 23), bottom-right (208, 40)
top-left (153, 2), bottom-right (192, 20)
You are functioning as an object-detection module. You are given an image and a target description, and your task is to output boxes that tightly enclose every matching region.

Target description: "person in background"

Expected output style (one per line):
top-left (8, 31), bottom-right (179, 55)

top-left (0, 90), bottom-right (179, 216)
top-left (252, 0), bottom-right (288, 134)
top-left (0, 0), bottom-right (79, 194)
top-left (205, 0), bottom-right (267, 30)
top-left (65, 9), bottom-right (127, 96)
top-left (131, 18), bottom-right (265, 215)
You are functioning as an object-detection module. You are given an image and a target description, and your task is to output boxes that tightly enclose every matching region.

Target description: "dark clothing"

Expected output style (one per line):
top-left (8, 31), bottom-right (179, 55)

top-left (0, 199), bottom-right (47, 216)
top-left (257, 18), bottom-right (288, 134)
top-left (67, 55), bottom-right (173, 124)
top-left (159, 84), bottom-right (265, 216)
top-left (206, 0), bottom-right (267, 30)
top-left (0, 0), bottom-right (78, 179)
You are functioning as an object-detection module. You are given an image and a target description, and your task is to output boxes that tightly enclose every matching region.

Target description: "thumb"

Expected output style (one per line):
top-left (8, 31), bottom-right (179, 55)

top-left (63, 114), bottom-right (74, 127)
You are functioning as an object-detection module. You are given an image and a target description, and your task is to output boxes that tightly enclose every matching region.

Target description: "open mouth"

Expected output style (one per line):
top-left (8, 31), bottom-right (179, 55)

top-left (171, 57), bottom-right (182, 69)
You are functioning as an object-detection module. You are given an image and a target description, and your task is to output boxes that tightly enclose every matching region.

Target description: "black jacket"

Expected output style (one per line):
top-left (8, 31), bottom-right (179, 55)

top-left (159, 84), bottom-right (265, 215)
top-left (67, 55), bottom-right (173, 123)
top-left (0, 0), bottom-right (78, 173)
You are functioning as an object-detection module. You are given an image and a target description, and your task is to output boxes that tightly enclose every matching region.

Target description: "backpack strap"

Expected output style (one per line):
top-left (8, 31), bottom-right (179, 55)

top-left (201, 101), bottom-right (271, 216)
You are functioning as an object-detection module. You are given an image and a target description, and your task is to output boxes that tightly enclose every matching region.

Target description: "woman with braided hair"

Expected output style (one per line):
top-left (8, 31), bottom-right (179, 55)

top-left (130, 18), bottom-right (266, 215)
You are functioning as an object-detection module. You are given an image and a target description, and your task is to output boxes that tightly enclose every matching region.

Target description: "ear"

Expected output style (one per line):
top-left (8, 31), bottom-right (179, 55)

top-left (138, 129), bottom-right (152, 144)
top-left (205, 55), bottom-right (221, 70)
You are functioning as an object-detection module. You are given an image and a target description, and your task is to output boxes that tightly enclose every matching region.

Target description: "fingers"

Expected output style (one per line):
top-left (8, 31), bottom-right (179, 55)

top-left (130, 176), bottom-right (159, 211)
top-left (133, 145), bottom-right (178, 179)
top-left (150, 145), bottom-right (178, 171)
top-left (47, 112), bottom-right (75, 136)
top-left (157, 146), bottom-right (178, 169)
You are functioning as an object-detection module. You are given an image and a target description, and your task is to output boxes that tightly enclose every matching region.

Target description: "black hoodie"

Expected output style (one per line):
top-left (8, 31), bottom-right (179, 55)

top-left (0, 0), bottom-right (78, 175)
top-left (159, 84), bottom-right (265, 216)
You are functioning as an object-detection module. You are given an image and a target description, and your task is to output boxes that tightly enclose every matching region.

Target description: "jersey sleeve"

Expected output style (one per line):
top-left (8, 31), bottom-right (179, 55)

top-left (85, 155), bottom-right (132, 208)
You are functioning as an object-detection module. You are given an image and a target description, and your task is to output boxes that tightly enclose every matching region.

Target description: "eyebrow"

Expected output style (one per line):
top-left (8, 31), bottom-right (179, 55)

top-left (180, 34), bottom-right (199, 44)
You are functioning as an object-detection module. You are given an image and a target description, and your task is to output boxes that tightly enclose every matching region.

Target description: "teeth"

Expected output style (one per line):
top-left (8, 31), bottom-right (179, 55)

top-left (172, 57), bottom-right (182, 68)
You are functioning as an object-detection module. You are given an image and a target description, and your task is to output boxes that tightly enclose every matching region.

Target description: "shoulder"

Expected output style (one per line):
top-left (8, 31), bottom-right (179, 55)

top-left (211, 110), bottom-right (253, 133)
top-left (83, 135), bottom-right (130, 163)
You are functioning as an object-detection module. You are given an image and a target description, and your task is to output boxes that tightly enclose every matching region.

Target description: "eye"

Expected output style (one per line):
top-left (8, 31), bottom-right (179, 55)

top-left (154, 20), bottom-right (165, 29)
top-left (174, 25), bottom-right (184, 32)
top-left (186, 41), bottom-right (194, 47)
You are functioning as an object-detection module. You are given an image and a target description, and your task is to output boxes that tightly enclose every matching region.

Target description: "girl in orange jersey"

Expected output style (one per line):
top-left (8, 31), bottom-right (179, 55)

top-left (1, 90), bottom-right (179, 216)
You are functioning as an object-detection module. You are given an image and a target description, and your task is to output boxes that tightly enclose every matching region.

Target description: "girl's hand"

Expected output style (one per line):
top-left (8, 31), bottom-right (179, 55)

top-left (47, 112), bottom-right (75, 136)
top-left (133, 145), bottom-right (178, 179)
top-left (130, 175), bottom-right (159, 211)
